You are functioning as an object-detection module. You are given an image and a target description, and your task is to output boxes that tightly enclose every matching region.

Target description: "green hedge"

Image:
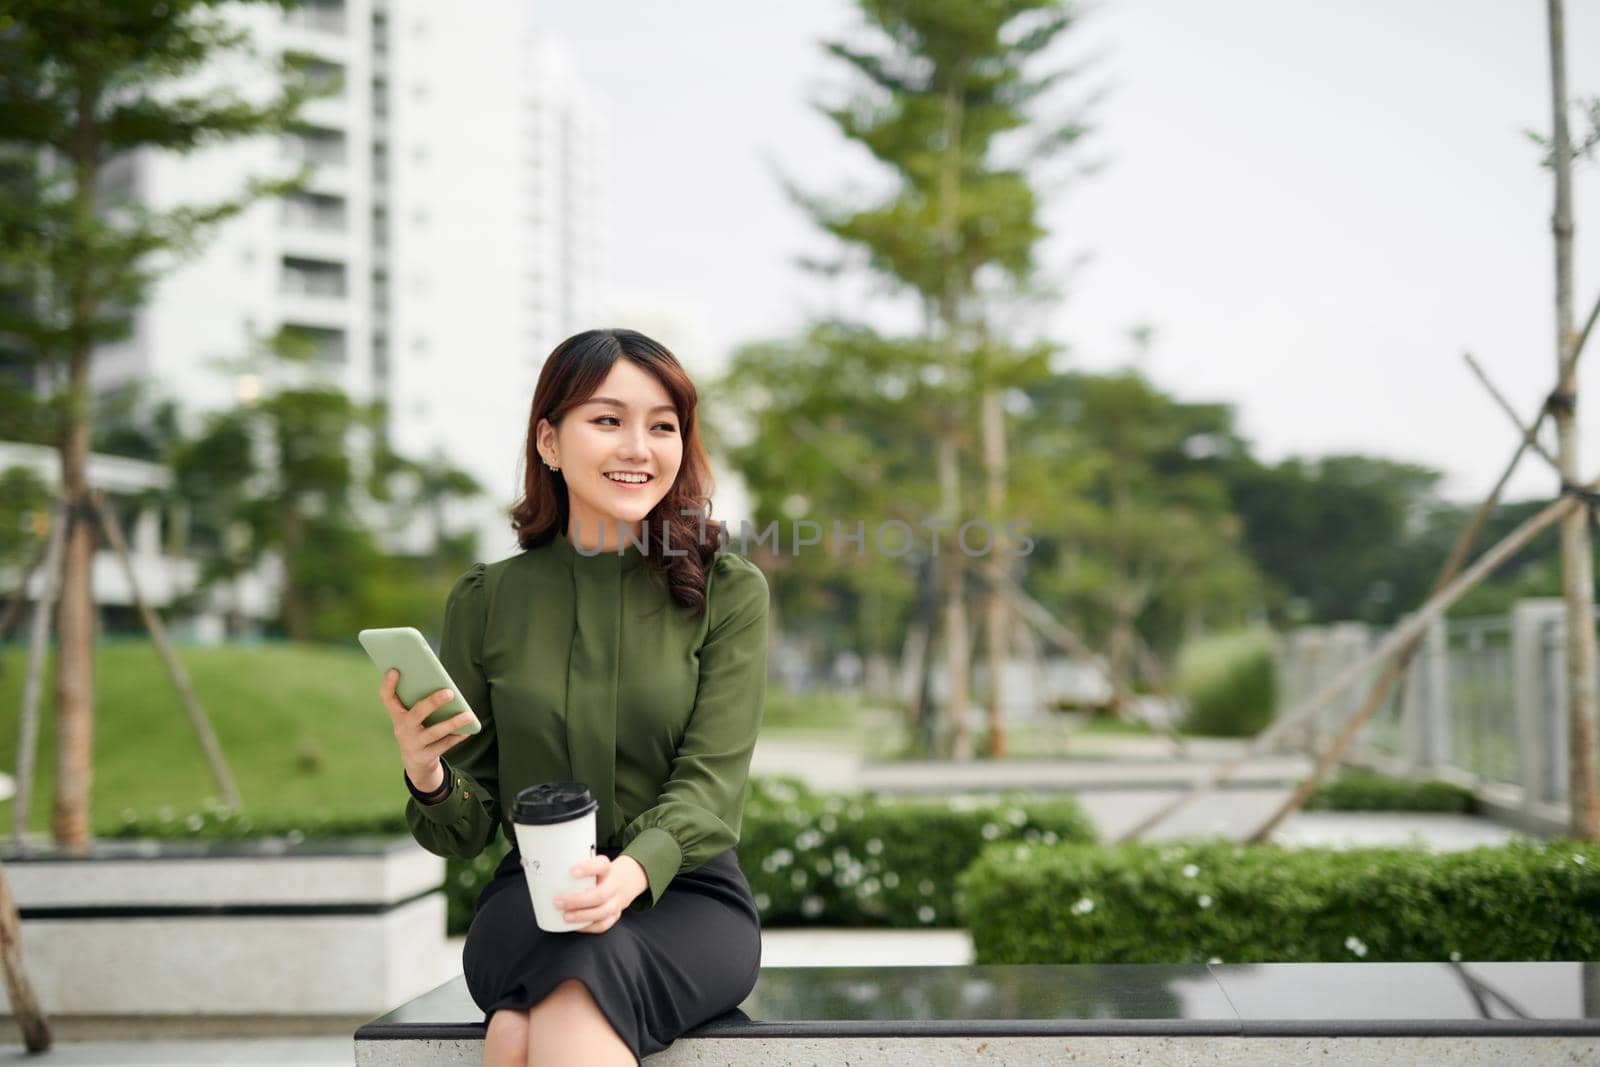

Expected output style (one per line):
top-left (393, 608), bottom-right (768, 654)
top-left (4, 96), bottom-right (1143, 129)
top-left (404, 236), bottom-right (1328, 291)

top-left (1304, 770), bottom-right (1475, 813)
top-left (1174, 628), bottom-right (1278, 736)
top-left (957, 838), bottom-right (1600, 964)
top-left (107, 777), bottom-right (1096, 935)
top-left (738, 776), bottom-right (1096, 928)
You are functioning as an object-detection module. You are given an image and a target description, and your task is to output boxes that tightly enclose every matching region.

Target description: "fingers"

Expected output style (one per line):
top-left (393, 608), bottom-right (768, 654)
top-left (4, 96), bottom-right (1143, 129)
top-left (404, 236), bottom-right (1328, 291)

top-left (378, 670), bottom-right (404, 726)
top-left (421, 709), bottom-right (472, 744)
top-left (424, 730), bottom-right (472, 758)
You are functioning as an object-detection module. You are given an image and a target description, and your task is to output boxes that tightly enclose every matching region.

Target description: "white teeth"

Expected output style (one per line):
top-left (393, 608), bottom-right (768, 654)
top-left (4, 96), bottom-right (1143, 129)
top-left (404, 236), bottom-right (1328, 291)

top-left (606, 473), bottom-right (649, 483)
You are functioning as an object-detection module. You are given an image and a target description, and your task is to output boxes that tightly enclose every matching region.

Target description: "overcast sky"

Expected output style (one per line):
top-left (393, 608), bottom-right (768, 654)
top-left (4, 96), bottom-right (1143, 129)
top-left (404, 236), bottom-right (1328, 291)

top-left (532, 1), bottom-right (1600, 507)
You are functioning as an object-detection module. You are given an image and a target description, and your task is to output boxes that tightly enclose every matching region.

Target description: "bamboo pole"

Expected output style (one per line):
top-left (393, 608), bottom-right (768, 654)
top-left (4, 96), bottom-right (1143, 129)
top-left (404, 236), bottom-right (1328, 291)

top-left (0, 532), bottom-right (51, 657)
top-left (1242, 352), bottom-right (1583, 841)
top-left (1546, 0), bottom-right (1600, 839)
top-left (0, 861), bottom-right (51, 1051)
top-left (89, 491), bottom-right (242, 811)
top-left (12, 498), bottom-right (71, 849)
top-left (1119, 477), bottom-right (1590, 843)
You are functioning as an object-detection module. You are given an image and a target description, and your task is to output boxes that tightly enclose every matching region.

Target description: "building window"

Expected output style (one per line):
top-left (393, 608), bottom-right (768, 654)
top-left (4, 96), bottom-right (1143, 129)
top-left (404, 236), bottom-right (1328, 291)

top-left (280, 256), bottom-right (347, 298)
top-left (284, 124), bottom-right (346, 166)
top-left (280, 191), bottom-right (348, 231)
top-left (279, 324), bottom-right (347, 365)
top-left (301, 59), bottom-right (347, 99)
top-left (284, 0), bottom-right (347, 34)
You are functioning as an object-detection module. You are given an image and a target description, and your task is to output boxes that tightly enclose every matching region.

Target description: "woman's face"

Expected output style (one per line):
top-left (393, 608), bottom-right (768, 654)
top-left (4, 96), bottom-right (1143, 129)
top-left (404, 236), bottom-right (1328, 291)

top-left (537, 359), bottom-right (684, 549)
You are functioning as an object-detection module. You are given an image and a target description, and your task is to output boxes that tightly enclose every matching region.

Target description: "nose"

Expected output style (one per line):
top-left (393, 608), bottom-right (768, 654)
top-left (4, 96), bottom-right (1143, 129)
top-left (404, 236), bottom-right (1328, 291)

top-left (620, 425), bottom-right (650, 461)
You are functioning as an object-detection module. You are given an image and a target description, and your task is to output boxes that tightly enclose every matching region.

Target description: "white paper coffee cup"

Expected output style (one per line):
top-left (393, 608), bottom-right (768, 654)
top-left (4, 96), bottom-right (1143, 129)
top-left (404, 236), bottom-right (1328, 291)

top-left (511, 781), bottom-right (599, 933)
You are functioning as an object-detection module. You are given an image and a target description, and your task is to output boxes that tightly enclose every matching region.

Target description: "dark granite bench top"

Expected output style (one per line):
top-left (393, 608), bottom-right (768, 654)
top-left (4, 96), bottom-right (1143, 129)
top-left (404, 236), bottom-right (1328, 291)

top-left (356, 961), bottom-right (1600, 1040)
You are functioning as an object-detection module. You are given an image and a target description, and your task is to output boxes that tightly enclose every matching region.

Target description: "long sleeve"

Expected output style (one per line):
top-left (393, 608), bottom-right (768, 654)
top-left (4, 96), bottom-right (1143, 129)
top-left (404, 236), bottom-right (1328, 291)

top-left (619, 553), bottom-right (769, 911)
top-left (404, 562), bottom-right (503, 860)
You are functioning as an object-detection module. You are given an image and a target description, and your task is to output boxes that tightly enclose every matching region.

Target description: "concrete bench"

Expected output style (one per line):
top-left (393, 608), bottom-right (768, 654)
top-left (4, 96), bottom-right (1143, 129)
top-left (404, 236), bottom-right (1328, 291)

top-left (1, 837), bottom-right (452, 1027)
top-left (355, 960), bottom-right (1600, 1064)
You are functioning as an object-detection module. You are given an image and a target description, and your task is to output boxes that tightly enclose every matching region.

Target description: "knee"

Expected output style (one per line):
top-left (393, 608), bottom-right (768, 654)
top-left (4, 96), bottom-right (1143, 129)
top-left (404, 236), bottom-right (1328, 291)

top-left (538, 978), bottom-right (596, 1012)
top-left (486, 1007), bottom-right (531, 1043)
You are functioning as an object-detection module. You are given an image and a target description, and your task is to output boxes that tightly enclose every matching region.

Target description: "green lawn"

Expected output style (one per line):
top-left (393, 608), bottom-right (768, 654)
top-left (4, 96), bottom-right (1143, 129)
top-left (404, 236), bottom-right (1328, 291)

top-left (0, 639), bottom-right (876, 835)
top-left (0, 639), bottom-right (404, 833)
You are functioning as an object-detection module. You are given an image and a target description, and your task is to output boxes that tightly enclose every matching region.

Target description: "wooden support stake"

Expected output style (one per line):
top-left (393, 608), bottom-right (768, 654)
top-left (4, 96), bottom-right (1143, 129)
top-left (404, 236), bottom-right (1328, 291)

top-left (0, 860), bottom-right (51, 1052)
top-left (88, 491), bottom-right (242, 812)
top-left (12, 498), bottom-right (71, 849)
top-left (1242, 363), bottom-right (1571, 841)
top-left (1118, 478), bottom-right (1587, 843)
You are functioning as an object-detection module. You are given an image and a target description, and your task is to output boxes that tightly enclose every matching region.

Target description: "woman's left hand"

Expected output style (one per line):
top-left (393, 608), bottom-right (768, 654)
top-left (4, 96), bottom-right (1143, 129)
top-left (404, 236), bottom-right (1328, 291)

top-left (555, 855), bottom-right (650, 934)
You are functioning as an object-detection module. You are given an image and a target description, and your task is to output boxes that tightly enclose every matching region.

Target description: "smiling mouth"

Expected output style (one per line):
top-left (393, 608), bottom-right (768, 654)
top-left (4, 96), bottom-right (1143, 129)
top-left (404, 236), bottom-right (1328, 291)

top-left (603, 474), bottom-right (653, 487)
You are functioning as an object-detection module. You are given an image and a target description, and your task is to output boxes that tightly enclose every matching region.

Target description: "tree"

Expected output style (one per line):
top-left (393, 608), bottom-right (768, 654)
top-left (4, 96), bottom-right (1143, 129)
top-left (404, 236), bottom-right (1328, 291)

top-left (768, 0), bottom-right (1098, 757)
top-left (0, 0), bottom-right (327, 850)
top-left (1015, 366), bottom-right (1261, 712)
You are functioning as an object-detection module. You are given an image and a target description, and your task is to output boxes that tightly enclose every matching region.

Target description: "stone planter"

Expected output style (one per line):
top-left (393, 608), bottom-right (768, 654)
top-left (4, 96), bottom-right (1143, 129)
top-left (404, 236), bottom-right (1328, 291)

top-left (0, 836), bottom-right (452, 1022)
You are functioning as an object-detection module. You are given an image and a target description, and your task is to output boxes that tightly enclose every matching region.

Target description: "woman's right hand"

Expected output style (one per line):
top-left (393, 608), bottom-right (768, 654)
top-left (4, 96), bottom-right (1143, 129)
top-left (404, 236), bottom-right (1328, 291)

top-left (380, 668), bottom-right (474, 789)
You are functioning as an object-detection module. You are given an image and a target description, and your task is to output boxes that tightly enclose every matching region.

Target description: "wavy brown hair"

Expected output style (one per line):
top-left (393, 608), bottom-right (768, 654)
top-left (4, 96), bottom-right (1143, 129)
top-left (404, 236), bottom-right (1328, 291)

top-left (509, 328), bottom-right (726, 617)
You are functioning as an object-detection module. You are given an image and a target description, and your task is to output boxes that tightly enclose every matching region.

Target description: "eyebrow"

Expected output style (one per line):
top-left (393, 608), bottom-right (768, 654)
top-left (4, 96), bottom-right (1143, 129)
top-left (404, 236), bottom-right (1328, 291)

top-left (585, 397), bottom-right (678, 416)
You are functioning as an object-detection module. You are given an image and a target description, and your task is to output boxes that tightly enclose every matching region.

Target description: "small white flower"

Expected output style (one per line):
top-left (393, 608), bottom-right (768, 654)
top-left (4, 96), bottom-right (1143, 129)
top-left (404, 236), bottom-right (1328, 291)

top-left (1042, 831), bottom-right (1059, 845)
top-left (815, 859), bottom-right (832, 876)
top-left (883, 872), bottom-right (900, 889)
top-left (859, 878), bottom-right (880, 896)
top-left (981, 822), bottom-right (1001, 840)
top-left (286, 829), bottom-right (305, 845)
top-left (1182, 864), bottom-right (1200, 879)
top-left (1014, 846), bottom-right (1032, 862)
top-left (1450, 950), bottom-right (1463, 962)
top-left (790, 870), bottom-right (808, 888)
top-left (795, 830), bottom-right (823, 851)
top-left (917, 905), bottom-right (936, 923)
top-left (847, 805), bottom-right (864, 820)
top-left (1208, 956), bottom-right (1222, 965)
top-left (1344, 936), bottom-right (1368, 958)
top-left (1006, 808), bottom-right (1028, 827)
top-left (919, 878), bottom-right (936, 895)
top-left (801, 896), bottom-right (824, 918)
top-left (819, 814), bottom-right (837, 832)
top-left (185, 813), bottom-right (205, 832)
top-left (865, 838), bottom-right (884, 855)
top-left (121, 808), bottom-right (138, 823)
top-left (754, 893), bottom-right (770, 910)
top-left (1574, 854), bottom-right (1588, 866)
top-left (1071, 897), bottom-right (1095, 915)
top-left (1197, 894), bottom-right (1213, 909)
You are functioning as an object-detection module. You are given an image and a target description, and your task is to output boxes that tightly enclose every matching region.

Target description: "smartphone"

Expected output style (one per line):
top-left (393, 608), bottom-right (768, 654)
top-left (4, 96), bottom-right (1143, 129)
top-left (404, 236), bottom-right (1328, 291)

top-left (357, 626), bottom-right (482, 736)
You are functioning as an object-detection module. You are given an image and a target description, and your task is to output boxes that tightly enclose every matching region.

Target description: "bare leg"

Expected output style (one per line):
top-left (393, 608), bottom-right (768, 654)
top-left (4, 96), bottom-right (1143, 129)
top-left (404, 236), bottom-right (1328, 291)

top-left (526, 978), bottom-right (635, 1067)
top-left (483, 1008), bottom-right (531, 1067)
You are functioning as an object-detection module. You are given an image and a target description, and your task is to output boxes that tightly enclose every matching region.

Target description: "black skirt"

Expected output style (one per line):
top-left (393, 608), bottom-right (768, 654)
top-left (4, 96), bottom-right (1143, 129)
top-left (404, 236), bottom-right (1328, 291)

top-left (462, 842), bottom-right (762, 1064)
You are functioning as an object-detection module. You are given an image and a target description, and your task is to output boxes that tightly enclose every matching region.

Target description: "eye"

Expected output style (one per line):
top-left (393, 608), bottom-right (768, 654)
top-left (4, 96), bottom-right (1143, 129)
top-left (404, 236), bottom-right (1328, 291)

top-left (594, 415), bottom-right (678, 433)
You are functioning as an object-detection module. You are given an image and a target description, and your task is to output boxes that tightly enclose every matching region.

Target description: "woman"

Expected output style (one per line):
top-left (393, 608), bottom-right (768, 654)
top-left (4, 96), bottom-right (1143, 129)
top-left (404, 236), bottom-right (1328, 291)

top-left (379, 328), bottom-right (768, 1066)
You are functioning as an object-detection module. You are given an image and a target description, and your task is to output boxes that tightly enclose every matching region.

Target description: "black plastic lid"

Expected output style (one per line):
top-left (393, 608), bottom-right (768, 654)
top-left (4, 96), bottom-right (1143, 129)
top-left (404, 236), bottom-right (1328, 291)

top-left (511, 781), bottom-right (598, 825)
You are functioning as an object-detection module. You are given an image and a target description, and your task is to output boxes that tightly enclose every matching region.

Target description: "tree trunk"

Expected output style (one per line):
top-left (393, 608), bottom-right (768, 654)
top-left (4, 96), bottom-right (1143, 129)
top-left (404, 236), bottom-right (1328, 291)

top-left (52, 360), bottom-right (95, 854)
top-left (280, 507), bottom-right (307, 640)
top-left (1547, 0), bottom-right (1600, 839)
top-left (981, 383), bottom-right (1009, 757)
top-left (938, 432), bottom-right (972, 759)
top-left (52, 79), bottom-right (103, 853)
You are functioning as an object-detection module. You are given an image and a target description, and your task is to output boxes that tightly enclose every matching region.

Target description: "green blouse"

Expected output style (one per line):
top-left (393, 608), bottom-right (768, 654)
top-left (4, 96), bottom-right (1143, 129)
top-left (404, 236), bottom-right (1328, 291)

top-left (403, 530), bottom-right (771, 912)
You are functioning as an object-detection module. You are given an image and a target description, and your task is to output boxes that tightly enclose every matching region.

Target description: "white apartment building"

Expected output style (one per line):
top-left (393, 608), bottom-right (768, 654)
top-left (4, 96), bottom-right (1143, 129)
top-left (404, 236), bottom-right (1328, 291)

top-left (81, 0), bottom-right (612, 591)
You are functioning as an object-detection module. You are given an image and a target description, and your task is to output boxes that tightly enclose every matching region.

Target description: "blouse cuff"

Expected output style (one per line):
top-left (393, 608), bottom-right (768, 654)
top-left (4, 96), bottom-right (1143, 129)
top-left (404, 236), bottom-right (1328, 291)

top-left (406, 759), bottom-right (472, 824)
top-left (621, 827), bottom-right (682, 911)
